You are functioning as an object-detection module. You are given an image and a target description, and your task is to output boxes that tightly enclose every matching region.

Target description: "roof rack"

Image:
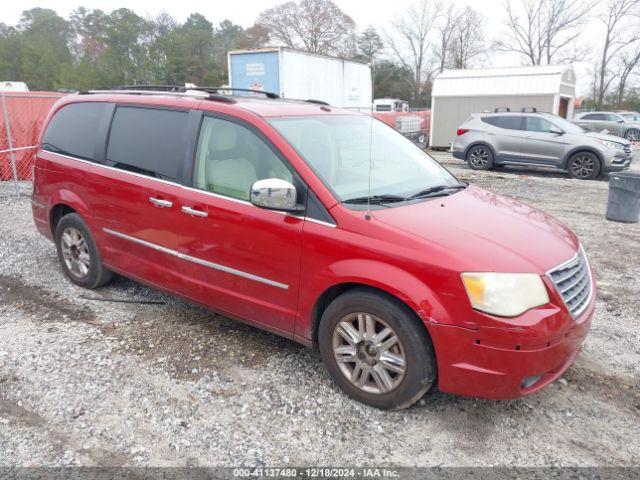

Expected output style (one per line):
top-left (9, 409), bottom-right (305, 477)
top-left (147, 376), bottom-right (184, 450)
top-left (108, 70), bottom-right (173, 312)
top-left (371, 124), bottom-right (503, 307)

top-left (302, 98), bottom-right (330, 106)
top-left (494, 107), bottom-right (510, 112)
top-left (117, 85), bottom-right (280, 99)
top-left (81, 85), bottom-right (331, 108)
top-left (521, 107), bottom-right (537, 113)
top-left (81, 87), bottom-right (237, 104)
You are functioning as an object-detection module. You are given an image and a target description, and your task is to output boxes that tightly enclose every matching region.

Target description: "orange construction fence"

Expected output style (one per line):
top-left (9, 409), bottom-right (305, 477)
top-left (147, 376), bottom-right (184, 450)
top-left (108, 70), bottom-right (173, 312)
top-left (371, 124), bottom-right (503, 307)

top-left (1, 92), bottom-right (64, 181)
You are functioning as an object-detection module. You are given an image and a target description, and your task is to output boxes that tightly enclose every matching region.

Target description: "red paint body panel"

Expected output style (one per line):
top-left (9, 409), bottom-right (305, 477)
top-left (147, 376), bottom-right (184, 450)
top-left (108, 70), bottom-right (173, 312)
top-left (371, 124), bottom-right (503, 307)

top-left (31, 93), bottom-right (594, 400)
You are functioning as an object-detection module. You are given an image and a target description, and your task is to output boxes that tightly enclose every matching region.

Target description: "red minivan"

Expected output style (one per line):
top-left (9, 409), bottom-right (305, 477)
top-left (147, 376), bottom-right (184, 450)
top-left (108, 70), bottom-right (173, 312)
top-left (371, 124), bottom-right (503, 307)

top-left (31, 88), bottom-right (595, 409)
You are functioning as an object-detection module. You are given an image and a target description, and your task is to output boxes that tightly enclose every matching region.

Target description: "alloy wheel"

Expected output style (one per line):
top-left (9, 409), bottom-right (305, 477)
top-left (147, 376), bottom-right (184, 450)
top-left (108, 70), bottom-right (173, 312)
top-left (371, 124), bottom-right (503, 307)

top-left (570, 155), bottom-right (596, 178)
top-left (626, 129), bottom-right (639, 142)
top-left (60, 227), bottom-right (91, 279)
top-left (332, 312), bottom-right (406, 394)
top-left (468, 147), bottom-right (489, 167)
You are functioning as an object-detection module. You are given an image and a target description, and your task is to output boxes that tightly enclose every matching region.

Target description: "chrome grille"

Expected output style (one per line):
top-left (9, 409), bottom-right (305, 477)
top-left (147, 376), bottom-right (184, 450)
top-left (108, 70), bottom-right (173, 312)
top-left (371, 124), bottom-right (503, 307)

top-left (547, 249), bottom-right (592, 318)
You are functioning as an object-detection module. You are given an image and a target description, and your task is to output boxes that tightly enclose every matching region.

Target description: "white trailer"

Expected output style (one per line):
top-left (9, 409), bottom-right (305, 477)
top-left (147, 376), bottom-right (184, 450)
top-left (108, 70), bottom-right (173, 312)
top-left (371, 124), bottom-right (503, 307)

top-left (228, 47), bottom-right (372, 109)
top-left (0, 81), bottom-right (29, 92)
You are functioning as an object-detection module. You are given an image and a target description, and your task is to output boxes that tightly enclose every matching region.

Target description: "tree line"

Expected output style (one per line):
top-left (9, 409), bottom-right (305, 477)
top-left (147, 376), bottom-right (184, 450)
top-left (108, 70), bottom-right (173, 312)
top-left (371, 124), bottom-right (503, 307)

top-left (0, 0), bottom-right (639, 109)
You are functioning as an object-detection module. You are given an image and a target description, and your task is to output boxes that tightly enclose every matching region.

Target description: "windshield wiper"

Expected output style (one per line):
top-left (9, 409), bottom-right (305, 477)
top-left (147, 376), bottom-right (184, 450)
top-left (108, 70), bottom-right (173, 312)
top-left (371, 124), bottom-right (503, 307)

top-left (343, 194), bottom-right (408, 205)
top-left (408, 182), bottom-right (467, 200)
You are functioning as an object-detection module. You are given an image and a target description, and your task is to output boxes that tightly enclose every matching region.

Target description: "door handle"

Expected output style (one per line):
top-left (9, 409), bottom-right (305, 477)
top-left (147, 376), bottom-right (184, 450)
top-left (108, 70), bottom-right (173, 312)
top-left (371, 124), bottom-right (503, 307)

top-left (181, 206), bottom-right (208, 218)
top-left (149, 197), bottom-right (173, 208)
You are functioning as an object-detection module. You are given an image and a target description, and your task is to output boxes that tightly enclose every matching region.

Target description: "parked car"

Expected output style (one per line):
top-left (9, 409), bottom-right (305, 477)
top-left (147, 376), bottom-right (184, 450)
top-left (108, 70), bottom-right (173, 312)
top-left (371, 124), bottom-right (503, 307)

top-left (453, 111), bottom-right (633, 179)
top-left (32, 88), bottom-right (594, 409)
top-left (574, 111), bottom-right (640, 141)
top-left (616, 111), bottom-right (640, 123)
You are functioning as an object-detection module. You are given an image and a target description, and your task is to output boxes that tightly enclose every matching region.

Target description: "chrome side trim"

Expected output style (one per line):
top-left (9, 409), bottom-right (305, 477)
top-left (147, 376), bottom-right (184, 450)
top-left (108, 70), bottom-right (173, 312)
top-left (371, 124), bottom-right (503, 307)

top-left (42, 150), bottom-right (337, 227)
top-left (304, 217), bottom-right (337, 228)
top-left (102, 227), bottom-right (289, 290)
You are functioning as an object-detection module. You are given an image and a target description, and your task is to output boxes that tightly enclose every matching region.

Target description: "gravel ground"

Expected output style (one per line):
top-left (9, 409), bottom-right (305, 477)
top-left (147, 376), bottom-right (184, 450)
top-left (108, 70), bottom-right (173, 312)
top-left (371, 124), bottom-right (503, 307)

top-left (0, 156), bottom-right (639, 468)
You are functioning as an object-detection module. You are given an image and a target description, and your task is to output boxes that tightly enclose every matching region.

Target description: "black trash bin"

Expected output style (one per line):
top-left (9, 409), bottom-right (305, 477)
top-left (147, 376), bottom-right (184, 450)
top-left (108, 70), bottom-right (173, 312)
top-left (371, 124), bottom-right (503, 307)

top-left (606, 171), bottom-right (640, 223)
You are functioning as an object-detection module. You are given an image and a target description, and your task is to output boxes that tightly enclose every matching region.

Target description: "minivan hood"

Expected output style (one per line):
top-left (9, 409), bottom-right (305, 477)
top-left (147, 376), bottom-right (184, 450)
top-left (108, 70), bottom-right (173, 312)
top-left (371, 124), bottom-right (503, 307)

top-left (372, 186), bottom-right (579, 273)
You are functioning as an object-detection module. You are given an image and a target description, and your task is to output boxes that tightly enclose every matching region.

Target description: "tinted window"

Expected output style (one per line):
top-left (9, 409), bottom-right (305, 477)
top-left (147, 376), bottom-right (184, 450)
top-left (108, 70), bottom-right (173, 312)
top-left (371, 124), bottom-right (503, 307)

top-left (193, 117), bottom-right (292, 201)
top-left (481, 116), bottom-right (500, 126)
top-left (582, 113), bottom-right (604, 120)
top-left (42, 102), bottom-right (110, 161)
top-left (525, 117), bottom-right (554, 132)
top-left (106, 107), bottom-right (188, 180)
top-left (496, 116), bottom-right (524, 130)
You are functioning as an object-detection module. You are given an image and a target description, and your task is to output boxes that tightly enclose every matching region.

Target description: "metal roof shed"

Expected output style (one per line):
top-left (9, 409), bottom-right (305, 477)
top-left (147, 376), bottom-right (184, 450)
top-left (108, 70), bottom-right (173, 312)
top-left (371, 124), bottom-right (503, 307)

top-left (429, 65), bottom-right (576, 148)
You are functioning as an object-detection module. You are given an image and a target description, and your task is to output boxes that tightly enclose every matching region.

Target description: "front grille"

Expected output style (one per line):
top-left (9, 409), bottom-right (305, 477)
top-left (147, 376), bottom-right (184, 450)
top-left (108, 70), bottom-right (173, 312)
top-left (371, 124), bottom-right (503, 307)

top-left (547, 249), bottom-right (592, 318)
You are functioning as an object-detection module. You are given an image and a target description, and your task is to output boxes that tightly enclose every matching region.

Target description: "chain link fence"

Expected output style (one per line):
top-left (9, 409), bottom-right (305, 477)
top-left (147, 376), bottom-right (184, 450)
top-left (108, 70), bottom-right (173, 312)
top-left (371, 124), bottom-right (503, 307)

top-left (0, 92), bottom-right (64, 197)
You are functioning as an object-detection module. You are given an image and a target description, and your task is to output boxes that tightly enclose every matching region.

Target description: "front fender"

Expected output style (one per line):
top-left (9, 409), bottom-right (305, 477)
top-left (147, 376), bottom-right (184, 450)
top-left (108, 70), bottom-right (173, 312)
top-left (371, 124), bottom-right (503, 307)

top-left (296, 258), bottom-right (461, 341)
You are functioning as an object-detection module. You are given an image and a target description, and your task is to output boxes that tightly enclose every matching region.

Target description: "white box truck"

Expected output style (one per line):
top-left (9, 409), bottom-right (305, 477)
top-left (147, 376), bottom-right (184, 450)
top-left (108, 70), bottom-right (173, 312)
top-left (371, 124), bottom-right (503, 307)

top-left (227, 47), bottom-right (372, 110)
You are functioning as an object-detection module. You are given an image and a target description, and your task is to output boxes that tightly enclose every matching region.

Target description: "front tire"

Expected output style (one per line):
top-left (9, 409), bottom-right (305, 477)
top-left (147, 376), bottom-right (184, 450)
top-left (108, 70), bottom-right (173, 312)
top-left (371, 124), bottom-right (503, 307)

top-left (318, 289), bottom-right (437, 410)
top-left (466, 144), bottom-right (494, 170)
top-left (55, 213), bottom-right (112, 289)
top-left (567, 152), bottom-right (601, 180)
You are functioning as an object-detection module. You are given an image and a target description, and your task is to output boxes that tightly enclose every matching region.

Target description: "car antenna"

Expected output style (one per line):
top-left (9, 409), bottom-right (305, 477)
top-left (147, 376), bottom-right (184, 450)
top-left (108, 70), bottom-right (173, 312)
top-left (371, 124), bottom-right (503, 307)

top-left (365, 71), bottom-right (374, 221)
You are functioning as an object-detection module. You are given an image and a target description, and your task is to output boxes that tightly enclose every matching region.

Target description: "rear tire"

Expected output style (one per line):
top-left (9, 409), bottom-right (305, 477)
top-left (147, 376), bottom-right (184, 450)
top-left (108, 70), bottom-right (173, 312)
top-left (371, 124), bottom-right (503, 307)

top-left (318, 289), bottom-right (437, 410)
top-left (466, 145), bottom-right (494, 170)
top-left (55, 213), bottom-right (112, 289)
top-left (567, 152), bottom-right (601, 180)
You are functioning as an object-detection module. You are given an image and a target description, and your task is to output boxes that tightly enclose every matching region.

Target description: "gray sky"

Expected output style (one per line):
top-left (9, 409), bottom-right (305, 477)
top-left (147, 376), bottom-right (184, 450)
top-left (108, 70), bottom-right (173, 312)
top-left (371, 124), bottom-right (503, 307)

top-left (2, 0), bottom-right (597, 95)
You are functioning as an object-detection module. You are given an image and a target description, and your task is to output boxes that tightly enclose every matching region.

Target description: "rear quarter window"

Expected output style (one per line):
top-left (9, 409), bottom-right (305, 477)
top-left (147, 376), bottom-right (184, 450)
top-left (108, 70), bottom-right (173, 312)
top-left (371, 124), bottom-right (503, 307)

top-left (481, 116), bottom-right (499, 126)
top-left (41, 102), bottom-right (111, 161)
top-left (106, 106), bottom-right (188, 180)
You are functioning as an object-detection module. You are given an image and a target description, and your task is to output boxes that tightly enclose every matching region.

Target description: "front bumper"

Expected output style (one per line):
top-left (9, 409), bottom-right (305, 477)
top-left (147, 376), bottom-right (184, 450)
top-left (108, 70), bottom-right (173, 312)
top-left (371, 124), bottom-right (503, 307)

top-left (430, 299), bottom-right (594, 400)
top-left (603, 151), bottom-right (633, 172)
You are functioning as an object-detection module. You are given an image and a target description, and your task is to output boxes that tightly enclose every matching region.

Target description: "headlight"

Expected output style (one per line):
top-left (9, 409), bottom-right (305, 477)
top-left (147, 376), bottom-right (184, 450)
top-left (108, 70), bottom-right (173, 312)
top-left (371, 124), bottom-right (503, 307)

top-left (599, 140), bottom-right (624, 150)
top-left (461, 273), bottom-right (550, 317)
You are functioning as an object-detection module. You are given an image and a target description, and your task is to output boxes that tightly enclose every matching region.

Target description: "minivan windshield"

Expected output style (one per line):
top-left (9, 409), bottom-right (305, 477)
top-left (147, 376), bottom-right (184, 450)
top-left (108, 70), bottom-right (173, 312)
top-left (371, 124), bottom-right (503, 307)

top-left (269, 115), bottom-right (459, 203)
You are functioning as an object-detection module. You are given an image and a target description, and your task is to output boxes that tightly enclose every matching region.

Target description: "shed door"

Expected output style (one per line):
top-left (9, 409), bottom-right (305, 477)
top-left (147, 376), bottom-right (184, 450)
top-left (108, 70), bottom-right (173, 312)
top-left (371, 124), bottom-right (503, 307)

top-left (559, 98), bottom-right (569, 119)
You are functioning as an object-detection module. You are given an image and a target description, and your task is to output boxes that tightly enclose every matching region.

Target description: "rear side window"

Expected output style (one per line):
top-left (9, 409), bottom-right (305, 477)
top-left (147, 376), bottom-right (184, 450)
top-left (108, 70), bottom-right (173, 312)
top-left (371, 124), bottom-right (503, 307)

top-left (42, 102), bottom-right (110, 161)
top-left (106, 107), bottom-right (188, 180)
top-left (496, 116), bottom-right (524, 130)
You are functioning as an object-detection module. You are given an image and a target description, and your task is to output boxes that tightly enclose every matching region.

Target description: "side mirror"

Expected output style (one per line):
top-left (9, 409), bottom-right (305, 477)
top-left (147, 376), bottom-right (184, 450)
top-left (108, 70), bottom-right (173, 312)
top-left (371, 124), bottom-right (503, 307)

top-left (549, 126), bottom-right (564, 135)
top-left (250, 178), bottom-right (301, 212)
top-left (618, 119), bottom-right (625, 123)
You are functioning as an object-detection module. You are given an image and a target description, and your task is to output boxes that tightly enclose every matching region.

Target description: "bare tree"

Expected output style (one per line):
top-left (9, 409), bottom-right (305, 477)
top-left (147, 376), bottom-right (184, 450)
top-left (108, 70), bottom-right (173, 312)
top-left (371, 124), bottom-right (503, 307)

top-left (616, 42), bottom-right (640, 104)
top-left (595, 0), bottom-right (640, 107)
top-left (385, 0), bottom-right (440, 103)
top-left (449, 7), bottom-right (485, 69)
top-left (256, 0), bottom-right (356, 56)
top-left (435, 4), bottom-right (459, 73)
top-left (499, 0), bottom-right (594, 65)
